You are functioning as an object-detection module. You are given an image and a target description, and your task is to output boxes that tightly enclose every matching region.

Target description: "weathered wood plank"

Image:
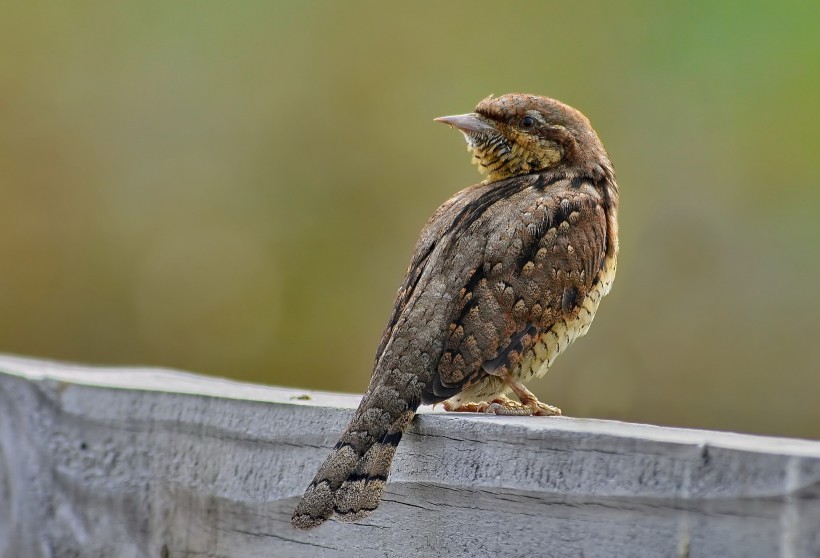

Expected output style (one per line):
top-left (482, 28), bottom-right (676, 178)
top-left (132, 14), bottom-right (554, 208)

top-left (1, 354), bottom-right (818, 558)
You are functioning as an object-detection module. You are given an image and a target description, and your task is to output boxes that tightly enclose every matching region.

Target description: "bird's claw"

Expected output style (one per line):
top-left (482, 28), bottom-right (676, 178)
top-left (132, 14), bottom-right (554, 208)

top-left (444, 396), bottom-right (561, 416)
top-left (484, 401), bottom-right (531, 416)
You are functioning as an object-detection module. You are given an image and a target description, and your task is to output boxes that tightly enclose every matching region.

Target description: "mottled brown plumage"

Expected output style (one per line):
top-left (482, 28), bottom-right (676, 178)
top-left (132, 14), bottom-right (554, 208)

top-left (291, 94), bottom-right (619, 529)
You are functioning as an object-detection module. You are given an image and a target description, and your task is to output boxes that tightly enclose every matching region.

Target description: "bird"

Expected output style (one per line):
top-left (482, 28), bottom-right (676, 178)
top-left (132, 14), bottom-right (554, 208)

top-left (291, 93), bottom-right (619, 529)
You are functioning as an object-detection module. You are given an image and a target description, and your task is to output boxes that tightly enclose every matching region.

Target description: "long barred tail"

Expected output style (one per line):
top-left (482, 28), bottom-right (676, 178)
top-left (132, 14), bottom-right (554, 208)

top-left (291, 380), bottom-right (420, 529)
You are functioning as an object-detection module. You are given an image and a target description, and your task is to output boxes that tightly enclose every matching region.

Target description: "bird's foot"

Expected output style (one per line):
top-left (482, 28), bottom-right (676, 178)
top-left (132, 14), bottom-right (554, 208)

top-left (443, 394), bottom-right (561, 416)
top-left (486, 394), bottom-right (562, 416)
top-left (442, 396), bottom-right (520, 415)
top-left (442, 400), bottom-right (493, 413)
top-left (508, 380), bottom-right (562, 416)
top-left (484, 394), bottom-right (534, 416)
top-left (524, 399), bottom-right (562, 416)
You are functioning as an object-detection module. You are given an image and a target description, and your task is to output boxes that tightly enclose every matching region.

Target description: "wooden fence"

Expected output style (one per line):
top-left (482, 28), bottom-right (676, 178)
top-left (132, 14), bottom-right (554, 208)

top-left (1, 354), bottom-right (818, 557)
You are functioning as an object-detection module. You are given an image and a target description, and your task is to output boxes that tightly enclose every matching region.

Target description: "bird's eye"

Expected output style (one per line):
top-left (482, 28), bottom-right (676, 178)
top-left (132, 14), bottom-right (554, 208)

top-left (520, 116), bottom-right (536, 129)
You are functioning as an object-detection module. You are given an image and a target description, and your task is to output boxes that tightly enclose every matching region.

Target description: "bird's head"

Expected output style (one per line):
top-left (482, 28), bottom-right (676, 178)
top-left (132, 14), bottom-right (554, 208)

top-left (435, 94), bottom-right (609, 184)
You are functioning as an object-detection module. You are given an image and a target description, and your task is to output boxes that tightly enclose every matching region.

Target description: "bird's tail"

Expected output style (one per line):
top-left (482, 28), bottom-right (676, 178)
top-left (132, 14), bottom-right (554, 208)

top-left (291, 382), bottom-right (419, 529)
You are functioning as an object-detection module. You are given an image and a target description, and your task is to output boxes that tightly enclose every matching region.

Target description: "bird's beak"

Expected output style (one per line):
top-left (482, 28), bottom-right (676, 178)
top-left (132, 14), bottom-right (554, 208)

top-left (434, 113), bottom-right (497, 133)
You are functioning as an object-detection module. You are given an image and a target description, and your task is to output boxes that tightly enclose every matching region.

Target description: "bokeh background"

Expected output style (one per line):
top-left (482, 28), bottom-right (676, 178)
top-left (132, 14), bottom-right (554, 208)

top-left (1, 1), bottom-right (818, 439)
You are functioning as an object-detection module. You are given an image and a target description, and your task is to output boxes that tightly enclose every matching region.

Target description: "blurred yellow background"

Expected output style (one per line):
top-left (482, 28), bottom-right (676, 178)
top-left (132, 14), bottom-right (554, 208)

top-left (1, 2), bottom-right (818, 439)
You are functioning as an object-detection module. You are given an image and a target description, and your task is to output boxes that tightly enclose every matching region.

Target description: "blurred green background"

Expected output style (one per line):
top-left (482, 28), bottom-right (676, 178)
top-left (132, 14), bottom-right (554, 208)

top-left (1, 1), bottom-right (818, 439)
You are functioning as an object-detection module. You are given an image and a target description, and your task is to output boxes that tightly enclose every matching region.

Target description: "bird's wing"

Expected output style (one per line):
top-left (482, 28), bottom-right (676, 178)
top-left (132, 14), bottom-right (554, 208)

top-left (426, 175), bottom-right (610, 400)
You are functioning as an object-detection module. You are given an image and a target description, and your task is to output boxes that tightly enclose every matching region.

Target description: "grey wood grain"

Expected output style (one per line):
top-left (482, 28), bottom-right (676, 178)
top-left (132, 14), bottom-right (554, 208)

top-left (1, 354), bottom-right (818, 558)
